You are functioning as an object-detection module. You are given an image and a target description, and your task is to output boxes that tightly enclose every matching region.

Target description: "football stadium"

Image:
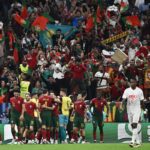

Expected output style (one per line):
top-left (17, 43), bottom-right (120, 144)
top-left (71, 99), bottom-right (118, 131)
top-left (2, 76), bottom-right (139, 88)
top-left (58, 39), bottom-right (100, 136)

top-left (0, 0), bottom-right (150, 149)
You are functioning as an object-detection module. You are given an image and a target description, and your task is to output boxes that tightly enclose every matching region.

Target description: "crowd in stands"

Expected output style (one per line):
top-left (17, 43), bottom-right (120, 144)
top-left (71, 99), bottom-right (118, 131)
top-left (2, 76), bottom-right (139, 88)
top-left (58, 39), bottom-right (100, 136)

top-left (0, 0), bottom-right (150, 123)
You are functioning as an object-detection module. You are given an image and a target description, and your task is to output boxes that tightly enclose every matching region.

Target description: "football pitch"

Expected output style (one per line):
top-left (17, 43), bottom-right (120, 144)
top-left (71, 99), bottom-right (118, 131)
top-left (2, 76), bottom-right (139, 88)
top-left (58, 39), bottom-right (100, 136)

top-left (0, 144), bottom-right (149, 150)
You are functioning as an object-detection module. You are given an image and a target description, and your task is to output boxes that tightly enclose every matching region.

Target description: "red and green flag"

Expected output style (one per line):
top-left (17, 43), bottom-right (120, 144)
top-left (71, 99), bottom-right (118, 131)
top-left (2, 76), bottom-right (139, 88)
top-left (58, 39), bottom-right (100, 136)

top-left (7, 31), bottom-right (16, 49)
top-left (85, 16), bottom-right (94, 32)
top-left (125, 15), bottom-right (141, 27)
top-left (96, 0), bottom-right (104, 24)
top-left (32, 16), bottom-right (49, 32)
top-left (13, 44), bottom-right (19, 64)
top-left (96, 5), bottom-right (101, 23)
top-left (13, 13), bottom-right (29, 28)
top-left (21, 6), bottom-right (28, 19)
top-left (120, 1), bottom-right (129, 13)
top-left (21, 0), bottom-right (28, 19)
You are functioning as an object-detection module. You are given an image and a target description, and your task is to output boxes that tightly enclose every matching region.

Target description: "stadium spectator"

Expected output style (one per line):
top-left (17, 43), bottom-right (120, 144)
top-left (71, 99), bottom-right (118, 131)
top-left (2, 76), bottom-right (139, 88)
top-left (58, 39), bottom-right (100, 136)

top-left (0, 0), bottom-right (149, 145)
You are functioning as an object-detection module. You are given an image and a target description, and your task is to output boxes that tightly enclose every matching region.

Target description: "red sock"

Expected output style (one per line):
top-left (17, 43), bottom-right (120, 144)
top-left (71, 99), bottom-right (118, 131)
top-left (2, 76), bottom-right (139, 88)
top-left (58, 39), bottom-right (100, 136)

top-left (42, 129), bottom-right (47, 140)
top-left (17, 133), bottom-right (22, 141)
top-left (30, 131), bottom-right (35, 140)
top-left (93, 131), bottom-right (96, 141)
top-left (74, 129), bottom-right (78, 141)
top-left (0, 134), bottom-right (2, 141)
top-left (36, 130), bottom-right (42, 141)
top-left (100, 133), bottom-right (103, 141)
top-left (55, 130), bottom-right (59, 140)
top-left (46, 130), bottom-right (50, 141)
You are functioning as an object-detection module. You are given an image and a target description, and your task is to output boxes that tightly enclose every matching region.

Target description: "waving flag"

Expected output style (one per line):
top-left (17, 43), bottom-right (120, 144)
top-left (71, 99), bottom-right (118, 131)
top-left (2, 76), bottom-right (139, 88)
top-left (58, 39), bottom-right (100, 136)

top-left (120, 1), bottom-right (129, 13)
top-left (13, 13), bottom-right (29, 28)
top-left (126, 16), bottom-right (141, 27)
top-left (32, 16), bottom-right (49, 31)
top-left (85, 16), bottom-right (94, 32)
top-left (39, 24), bottom-right (77, 48)
top-left (13, 45), bottom-right (19, 64)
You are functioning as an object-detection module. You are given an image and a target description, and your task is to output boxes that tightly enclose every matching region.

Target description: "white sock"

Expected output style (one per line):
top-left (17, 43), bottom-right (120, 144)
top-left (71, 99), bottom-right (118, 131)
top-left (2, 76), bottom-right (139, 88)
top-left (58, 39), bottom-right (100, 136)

top-left (132, 128), bottom-right (138, 143)
top-left (136, 124), bottom-right (141, 144)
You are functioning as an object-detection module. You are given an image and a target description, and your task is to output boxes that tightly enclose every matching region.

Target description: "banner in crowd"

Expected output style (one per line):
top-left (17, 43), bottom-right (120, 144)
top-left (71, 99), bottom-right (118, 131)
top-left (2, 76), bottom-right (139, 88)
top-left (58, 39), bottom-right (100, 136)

top-left (111, 49), bottom-right (128, 64)
top-left (0, 123), bottom-right (149, 143)
top-left (39, 24), bottom-right (77, 48)
top-left (101, 31), bottom-right (129, 45)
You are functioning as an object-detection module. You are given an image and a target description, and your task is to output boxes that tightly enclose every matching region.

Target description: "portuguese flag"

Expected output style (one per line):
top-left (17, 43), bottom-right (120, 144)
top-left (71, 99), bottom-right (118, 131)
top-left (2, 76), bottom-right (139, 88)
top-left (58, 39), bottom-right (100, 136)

top-left (85, 15), bottom-right (94, 32)
top-left (32, 16), bottom-right (49, 32)
top-left (13, 13), bottom-right (29, 28)
top-left (95, 0), bottom-right (104, 23)
top-left (96, 5), bottom-right (101, 23)
top-left (21, 0), bottom-right (28, 19)
top-left (96, 0), bottom-right (103, 23)
top-left (7, 31), bottom-right (16, 49)
top-left (21, 6), bottom-right (28, 19)
top-left (120, 1), bottom-right (129, 13)
top-left (125, 15), bottom-right (141, 27)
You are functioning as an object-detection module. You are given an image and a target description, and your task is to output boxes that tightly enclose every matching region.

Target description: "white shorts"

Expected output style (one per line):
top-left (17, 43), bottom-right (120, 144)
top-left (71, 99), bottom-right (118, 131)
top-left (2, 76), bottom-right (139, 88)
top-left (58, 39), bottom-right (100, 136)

top-left (127, 111), bottom-right (141, 124)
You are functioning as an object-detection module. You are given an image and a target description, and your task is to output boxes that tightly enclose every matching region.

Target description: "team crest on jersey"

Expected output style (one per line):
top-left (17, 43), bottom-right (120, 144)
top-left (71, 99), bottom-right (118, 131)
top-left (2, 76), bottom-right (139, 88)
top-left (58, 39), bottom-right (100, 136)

top-left (29, 105), bottom-right (32, 108)
top-left (18, 101), bottom-right (20, 104)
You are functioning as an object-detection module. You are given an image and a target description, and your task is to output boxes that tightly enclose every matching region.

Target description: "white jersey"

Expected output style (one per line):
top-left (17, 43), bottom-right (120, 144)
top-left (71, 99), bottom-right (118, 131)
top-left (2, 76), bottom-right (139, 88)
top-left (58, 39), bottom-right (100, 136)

top-left (122, 87), bottom-right (144, 113)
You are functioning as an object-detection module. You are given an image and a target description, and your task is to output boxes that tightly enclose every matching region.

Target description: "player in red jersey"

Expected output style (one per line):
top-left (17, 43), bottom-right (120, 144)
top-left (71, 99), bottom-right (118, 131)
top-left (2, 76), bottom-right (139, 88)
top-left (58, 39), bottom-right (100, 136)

top-left (21, 93), bottom-right (37, 144)
top-left (38, 89), bottom-right (54, 144)
top-left (50, 91), bottom-right (60, 144)
top-left (71, 93), bottom-right (87, 144)
top-left (10, 89), bottom-right (24, 143)
top-left (90, 93), bottom-right (109, 143)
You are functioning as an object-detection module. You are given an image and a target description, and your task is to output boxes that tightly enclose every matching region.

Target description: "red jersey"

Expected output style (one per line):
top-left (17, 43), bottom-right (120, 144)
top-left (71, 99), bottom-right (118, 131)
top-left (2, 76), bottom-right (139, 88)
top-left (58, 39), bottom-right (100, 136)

top-left (25, 101), bottom-right (36, 117)
top-left (70, 64), bottom-right (86, 79)
top-left (10, 96), bottom-right (24, 113)
top-left (39, 95), bottom-right (53, 111)
top-left (74, 100), bottom-right (86, 117)
top-left (91, 98), bottom-right (107, 115)
top-left (52, 102), bottom-right (59, 116)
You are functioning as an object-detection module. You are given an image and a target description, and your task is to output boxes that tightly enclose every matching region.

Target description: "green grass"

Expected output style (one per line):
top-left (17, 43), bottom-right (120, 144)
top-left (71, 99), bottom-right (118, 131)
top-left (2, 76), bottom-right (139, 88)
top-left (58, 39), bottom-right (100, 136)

top-left (0, 144), bottom-right (149, 150)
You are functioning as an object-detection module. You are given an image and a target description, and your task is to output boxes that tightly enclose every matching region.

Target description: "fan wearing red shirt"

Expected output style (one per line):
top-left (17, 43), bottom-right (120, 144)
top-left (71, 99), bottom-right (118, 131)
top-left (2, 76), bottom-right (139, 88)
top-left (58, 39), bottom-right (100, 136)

top-left (90, 93), bottom-right (109, 143)
top-left (21, 93), bottom-right (36, 143)
top-left (38, 89), bottom-right (54, 144)
top-left (69, 59), bottom-right (86, 93)
top-left (71, 94), bottom-right (87, 144)
top-left (10, 89), bottom-right (24, 143)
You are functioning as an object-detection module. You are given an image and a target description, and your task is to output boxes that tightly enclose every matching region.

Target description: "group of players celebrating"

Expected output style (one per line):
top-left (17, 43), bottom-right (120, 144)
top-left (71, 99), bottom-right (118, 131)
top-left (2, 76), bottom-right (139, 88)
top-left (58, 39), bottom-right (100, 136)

top-left (10, 88), bottom-right (109, 144)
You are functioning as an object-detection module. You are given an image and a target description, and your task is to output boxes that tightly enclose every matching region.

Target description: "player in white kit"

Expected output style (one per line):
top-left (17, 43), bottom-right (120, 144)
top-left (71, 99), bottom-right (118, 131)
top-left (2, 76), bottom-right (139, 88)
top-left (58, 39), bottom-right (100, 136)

top-left (122, 78), bottom-right (144, 148)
